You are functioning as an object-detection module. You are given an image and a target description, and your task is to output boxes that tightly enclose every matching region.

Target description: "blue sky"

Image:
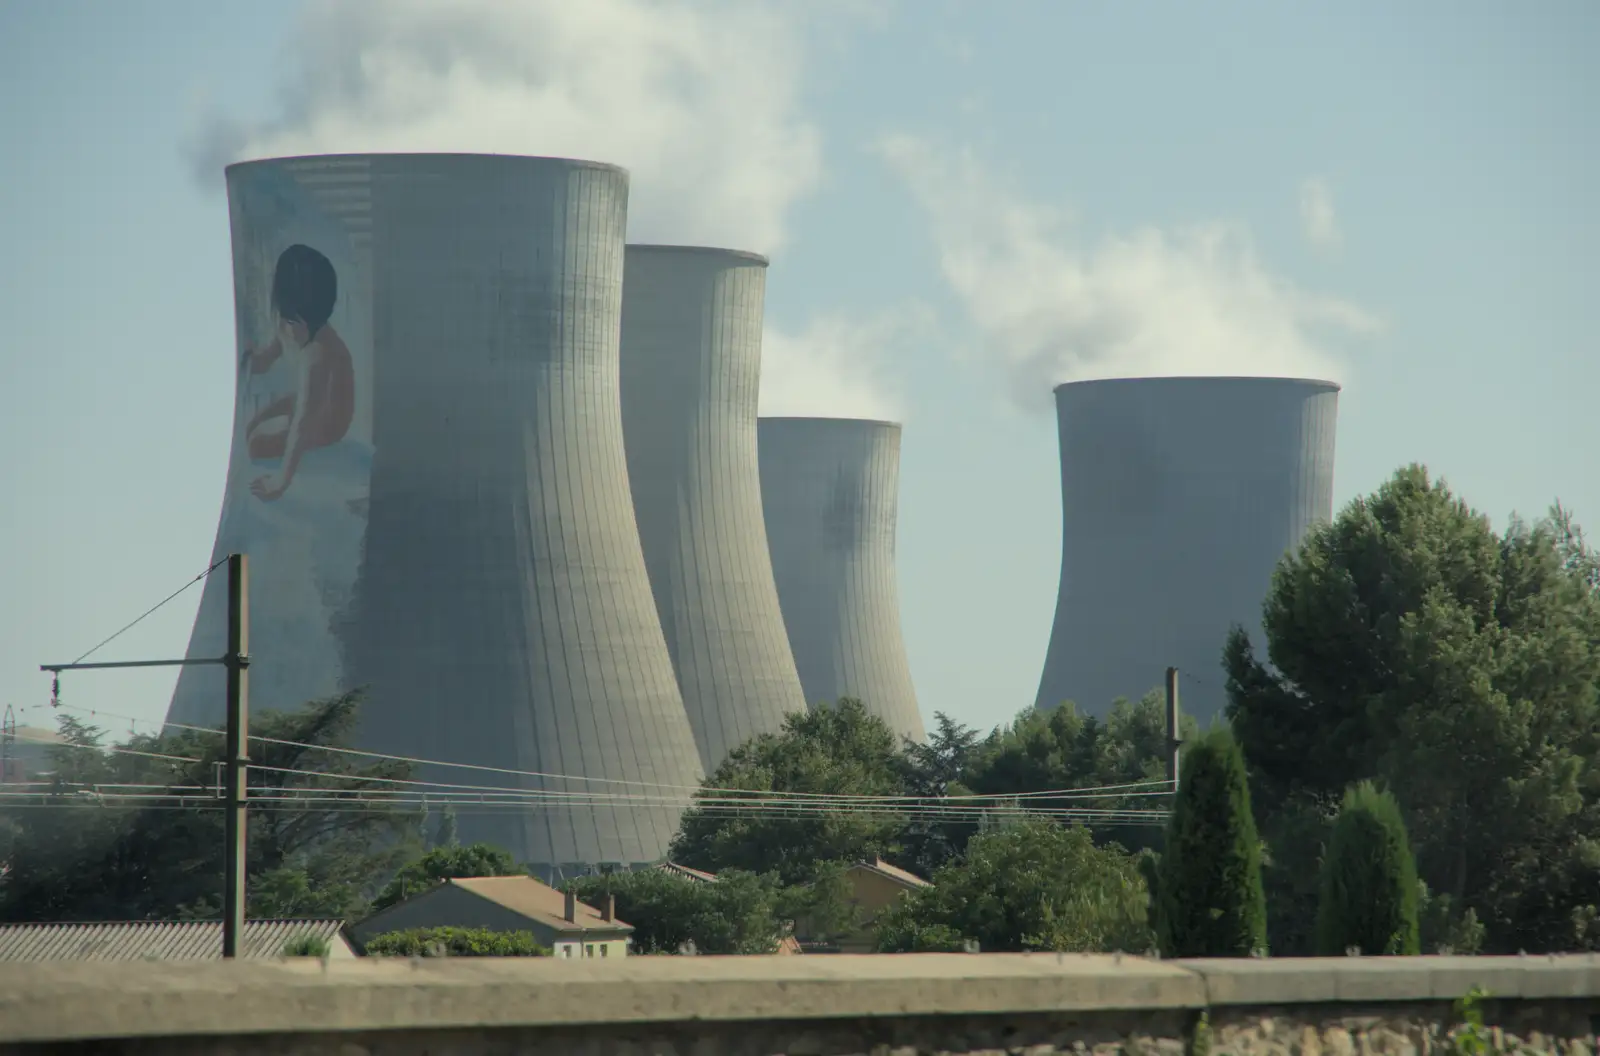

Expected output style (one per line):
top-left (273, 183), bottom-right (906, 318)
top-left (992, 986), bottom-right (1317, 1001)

top-left (1, 0), bottom-right (1594, 743)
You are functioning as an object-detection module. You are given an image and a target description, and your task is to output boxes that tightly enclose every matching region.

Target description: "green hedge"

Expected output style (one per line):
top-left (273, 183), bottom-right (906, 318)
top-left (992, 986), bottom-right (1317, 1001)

top-left (362, 927), bottom-right (550, 957)
top-left (1156, 726), bottom-right (1268, 958)
top-left (1316, 781), bottom-right (1420, 956)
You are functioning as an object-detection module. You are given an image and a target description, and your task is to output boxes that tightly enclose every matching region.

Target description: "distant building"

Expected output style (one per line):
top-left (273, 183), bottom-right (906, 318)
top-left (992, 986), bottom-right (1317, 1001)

top-left (350, 876), bottom-right (633, 960)
top-left (790, 858), bottom-right (932, 953)
top-left (0, 919), bottom-right (355, 961)
top-left (843, 858), bottom-right (931, 952)
top-left (4, 725), bottom-right (64, 783)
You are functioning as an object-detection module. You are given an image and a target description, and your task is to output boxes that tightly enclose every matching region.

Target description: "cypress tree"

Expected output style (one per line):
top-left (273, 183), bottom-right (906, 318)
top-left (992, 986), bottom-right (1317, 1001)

top-left (1156, 726), bottom-right (1268, 957)
top-left (1315, 781), bottom-right (1420, 956)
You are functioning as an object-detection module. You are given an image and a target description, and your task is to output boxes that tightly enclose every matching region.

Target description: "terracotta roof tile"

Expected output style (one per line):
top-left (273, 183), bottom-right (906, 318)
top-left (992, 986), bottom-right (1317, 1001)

top-left (450, 876), bottom-right (634, 934)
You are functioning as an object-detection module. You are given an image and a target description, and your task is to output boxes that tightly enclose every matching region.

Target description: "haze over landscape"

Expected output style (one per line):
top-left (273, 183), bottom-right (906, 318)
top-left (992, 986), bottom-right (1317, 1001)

top-left (0, 0), bottom-right (1593, 739)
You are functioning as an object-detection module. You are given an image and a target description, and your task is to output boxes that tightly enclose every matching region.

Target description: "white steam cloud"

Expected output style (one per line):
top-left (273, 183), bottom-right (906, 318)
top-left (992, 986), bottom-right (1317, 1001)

top-left (191, 0), bottom-right (823, 252)
top-left (879, 135), bottom-right (1379, 410)
top-left (187, 0), bottom-right (902, 418)
top-left (759, 307), bottom-right (927, 422)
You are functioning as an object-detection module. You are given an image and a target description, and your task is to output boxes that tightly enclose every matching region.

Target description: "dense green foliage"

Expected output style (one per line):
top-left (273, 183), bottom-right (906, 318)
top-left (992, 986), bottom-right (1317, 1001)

top-left (362, 927), bottom-right (549, 957)
top-left (280, 933), bottom-right (332, 958)
top-left (669, 699), bottom-right (910, 885)
top-left (896, 713), bottom-right (984, 876)
top-left (1228, 465), bottom-right (1600, 953)
top-left (875, 817), bottom-right (1153, 953)
top-left (567, 867), bottom-right (791, 955)
top-left (1315, 782), bottom-right (1420, 956)
top-left (0, 694), bottom-right (418, 923)
top-left (963, 694), bottom-right (1197, 855)
top-left (370, 843), bottom-right (523, 911)
top-left (1156, 727), bottom-right (1268, 958)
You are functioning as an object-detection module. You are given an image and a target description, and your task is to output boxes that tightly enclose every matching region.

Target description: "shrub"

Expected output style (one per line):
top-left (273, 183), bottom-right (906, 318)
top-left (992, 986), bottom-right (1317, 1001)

top-left (362, 927), bottom-right (549, 957)
top-left (1316, 781), bottom-right (1420, 955)
top-left (876, 817), bottom-right (1153, 954)
top-left (1156, 726), bottom-right (1268, 957)
top-left (371, 844), bottom-right (523, 912)
top-left (567, 867), bottom-right (793, 955)
top-left (279, 933), bottom-right (331, 958)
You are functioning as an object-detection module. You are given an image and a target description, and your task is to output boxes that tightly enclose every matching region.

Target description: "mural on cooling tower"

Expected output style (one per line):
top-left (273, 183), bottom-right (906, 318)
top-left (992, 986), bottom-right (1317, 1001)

top-left (167, 161), bottom-right (374, 727)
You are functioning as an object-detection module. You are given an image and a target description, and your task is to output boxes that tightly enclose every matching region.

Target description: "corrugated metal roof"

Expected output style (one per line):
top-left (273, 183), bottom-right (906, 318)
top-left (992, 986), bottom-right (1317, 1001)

top-left (655, 861), bottom-right (718, 884)
top-left (851, 858), bottom-right (931, 889)
top-left (0, 919), bottom-right (350, 961)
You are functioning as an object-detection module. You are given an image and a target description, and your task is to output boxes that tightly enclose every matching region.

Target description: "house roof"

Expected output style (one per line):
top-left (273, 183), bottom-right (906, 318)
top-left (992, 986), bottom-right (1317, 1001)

top-left (448, 876), bottom-right (634, 935)
top-left (0, 919), bottom-right (348, 961)
top-left (655, 861), bottom-right (718, 884)
top-left (850, 858), bottom-right (931, 889)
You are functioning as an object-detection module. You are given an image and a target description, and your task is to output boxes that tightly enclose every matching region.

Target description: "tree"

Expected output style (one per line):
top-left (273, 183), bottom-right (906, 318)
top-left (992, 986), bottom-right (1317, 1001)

top-left (372, 843), bottom-right (523, 912)
top-left (669, 699), bottom-right (909, 885)
top-left (1226, 465), bottom-right (1600, 952)
top-left (363, 927), bottom-right (549, 957)
top-left (897, 712), bottom-right (983, 876)
top-left (1315, 782), bottom-right (1420, 956)
top-left (875, 817), bottom-right (1153, 954)
top-left (433, 805), bottom-right (459, 850)
top-left (963, 693), bottom-right (1197, 854)
top-left (1156, 727), bottom-right (1268, 958)
top-left (0, 693), bottom-right (420, 924)
top-left (567, 867), bottom-right (790, 955)
top-left (1418, 880), bottom-right (1485, 955)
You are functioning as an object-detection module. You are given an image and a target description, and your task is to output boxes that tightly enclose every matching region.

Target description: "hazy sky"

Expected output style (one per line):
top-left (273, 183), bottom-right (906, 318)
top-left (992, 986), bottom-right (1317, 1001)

top-left (1, 0), bottom-right (1594, 744)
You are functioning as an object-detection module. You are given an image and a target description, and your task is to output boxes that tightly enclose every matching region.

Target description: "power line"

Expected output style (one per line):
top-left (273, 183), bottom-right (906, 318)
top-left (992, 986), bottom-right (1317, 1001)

top-left (0, 793), bottom-right (1171, 825)
top-left (47, 702), bottom-right (1175, 804)
top-left (59, 557), bottom-right (229, 668)
top-left (12, 731), bottom-right (202, 765)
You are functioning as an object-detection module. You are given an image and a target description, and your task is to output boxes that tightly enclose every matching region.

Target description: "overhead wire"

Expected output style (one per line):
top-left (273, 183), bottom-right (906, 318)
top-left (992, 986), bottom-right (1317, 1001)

top-left (57, 557), bottom-right (230, 667)
top-left (47, 701), bottom-right (1174, 805)
top-left (12, 730), bottom-right (202, 766)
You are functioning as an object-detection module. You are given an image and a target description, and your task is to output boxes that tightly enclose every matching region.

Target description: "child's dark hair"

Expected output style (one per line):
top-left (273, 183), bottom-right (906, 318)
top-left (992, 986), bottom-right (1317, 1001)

top-left (270, 244), bottom-right (338, 338)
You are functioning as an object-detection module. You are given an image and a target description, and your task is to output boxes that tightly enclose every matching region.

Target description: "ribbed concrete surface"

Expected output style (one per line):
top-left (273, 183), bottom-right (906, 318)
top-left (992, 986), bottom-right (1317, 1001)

top-left (1034, 376), bottom-right (1340, 723)
top-left (169, 155), bottom-right (705, 872)
top-left (620, 246), bottom-right (807, 771)
top-left (0, 919), bottom-right (352, 961)
top-left (758, 418), bottom-right (925, 743)
top-left (167, 154), bottom-right (377, 733)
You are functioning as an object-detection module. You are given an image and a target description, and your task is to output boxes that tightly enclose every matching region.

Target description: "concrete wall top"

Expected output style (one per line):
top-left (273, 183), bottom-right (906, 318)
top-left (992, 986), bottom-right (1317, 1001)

top-left (5, 954), bottom-right (1598, 1045)
top-left (224, 152), bottom-right (628, 178)
top-left (1053, 376), bottom-right (1342, 395)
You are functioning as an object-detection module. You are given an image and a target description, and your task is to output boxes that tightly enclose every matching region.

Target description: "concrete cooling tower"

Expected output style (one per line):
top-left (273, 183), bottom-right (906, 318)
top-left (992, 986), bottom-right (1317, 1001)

top-left (1033, 376), bottom-right (1340, 724)
top-left (166, 154), bottom-right (705, 874)
top-left (620, 246), bottom-right (807, 770)
top-left (758, 418), bottom-right (926, 744)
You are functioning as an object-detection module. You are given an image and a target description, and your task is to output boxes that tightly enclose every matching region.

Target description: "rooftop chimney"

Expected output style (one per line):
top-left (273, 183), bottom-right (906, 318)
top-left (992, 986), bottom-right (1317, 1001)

top-left (564, 888), bottom-right (577, 923)
top-left (601, 893), bottom-right (615, 922)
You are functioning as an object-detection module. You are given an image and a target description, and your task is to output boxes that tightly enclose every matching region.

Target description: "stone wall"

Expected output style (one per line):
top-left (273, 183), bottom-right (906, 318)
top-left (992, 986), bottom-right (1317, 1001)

top-left (2, 953), bottom-right (1597, 1055)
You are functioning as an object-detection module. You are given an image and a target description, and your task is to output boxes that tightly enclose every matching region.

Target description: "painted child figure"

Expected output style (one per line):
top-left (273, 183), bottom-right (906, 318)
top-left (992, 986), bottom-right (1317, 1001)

top-left (240, 243), bottom-right (355, 502)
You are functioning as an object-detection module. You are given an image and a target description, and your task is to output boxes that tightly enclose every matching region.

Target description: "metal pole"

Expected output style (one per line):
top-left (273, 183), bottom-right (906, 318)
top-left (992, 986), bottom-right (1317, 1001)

top-left (1165, 666), bottom-right (1181, 793)
top-left (223, 554), bottom-right (250, 959)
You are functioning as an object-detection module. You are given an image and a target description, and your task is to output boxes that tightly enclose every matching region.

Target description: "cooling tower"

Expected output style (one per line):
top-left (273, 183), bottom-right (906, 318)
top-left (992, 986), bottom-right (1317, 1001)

top-left (166, 154), bottom-right (705, 873)
top-left (619, 246), bottom-right (807, 770)
top-left (1033, 376), bottom-right (1340, 723)
top-left (757, 418), bottom-right (926, 744)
